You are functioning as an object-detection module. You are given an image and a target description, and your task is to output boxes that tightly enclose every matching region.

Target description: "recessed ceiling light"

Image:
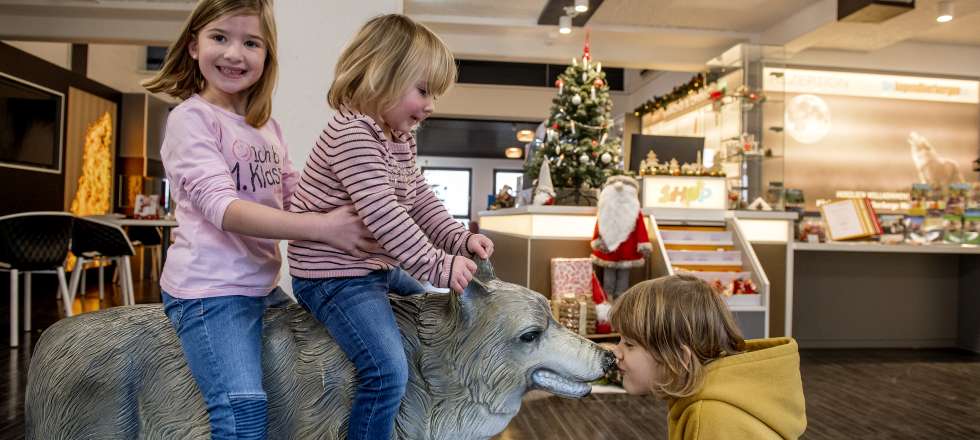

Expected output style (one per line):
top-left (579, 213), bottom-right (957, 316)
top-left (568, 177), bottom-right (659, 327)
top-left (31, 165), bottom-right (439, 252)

top-left (937, 1), bottom-right (954, 22)
top-left (574, 0), bottom-right (589, 13)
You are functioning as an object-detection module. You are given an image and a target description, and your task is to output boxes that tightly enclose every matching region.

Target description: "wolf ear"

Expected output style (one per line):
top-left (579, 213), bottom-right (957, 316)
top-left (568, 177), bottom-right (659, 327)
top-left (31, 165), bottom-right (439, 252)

top-left (459, 258), bottom-right (495, 324)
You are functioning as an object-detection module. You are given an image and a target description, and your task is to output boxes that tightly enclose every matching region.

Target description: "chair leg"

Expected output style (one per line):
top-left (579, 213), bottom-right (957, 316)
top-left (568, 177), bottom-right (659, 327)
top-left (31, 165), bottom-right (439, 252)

top-left (137, 246), bottom-right (145, 281)
top-left (57, 267), bottom-right (72, 318)
top-left (151, 246), bottom-right (160, 281)
top-left (10, 269), bottom-right (18, 348)
top-left (98, 264), bottom-right (105, 303)
top-left (122, 256), bottom-right (136, 306)
top-left (68, 257), bottom-right (84, 307)
top-left (24, 272), bottom-right (31, 332)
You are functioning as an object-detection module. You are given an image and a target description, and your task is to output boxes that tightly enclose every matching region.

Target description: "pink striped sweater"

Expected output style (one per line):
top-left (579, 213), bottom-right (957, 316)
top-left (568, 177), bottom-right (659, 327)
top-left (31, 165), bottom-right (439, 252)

top-left (287, 108), bottom-right (472, 288)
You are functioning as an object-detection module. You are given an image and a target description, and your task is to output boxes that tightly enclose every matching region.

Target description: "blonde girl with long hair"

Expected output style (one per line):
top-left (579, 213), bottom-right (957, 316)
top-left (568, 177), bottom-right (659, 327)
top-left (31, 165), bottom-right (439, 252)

top-left (285, 14), bottom-right (494, 440)
top-left (611, 275), bottom-right (807, 440)
top-left (144, 1), bottom-right (376, 437)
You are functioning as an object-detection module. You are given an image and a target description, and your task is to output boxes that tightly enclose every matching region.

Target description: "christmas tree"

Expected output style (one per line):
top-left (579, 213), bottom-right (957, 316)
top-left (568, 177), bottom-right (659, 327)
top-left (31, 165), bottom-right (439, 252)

top-left (524, 38), bottom-right (624, 204)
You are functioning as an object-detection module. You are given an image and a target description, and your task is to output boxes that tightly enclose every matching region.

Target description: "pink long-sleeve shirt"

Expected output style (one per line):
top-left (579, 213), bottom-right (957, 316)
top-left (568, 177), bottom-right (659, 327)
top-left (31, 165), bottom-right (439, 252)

top-left (160, 95), bottom-right (298, 299)
top-left (287, 107), bottom-right (472, 288)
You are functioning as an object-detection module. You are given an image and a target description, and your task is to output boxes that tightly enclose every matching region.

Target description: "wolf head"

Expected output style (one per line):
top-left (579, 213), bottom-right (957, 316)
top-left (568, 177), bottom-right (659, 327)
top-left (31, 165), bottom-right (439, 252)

top-left (413, 259), bottom-right (616, 438)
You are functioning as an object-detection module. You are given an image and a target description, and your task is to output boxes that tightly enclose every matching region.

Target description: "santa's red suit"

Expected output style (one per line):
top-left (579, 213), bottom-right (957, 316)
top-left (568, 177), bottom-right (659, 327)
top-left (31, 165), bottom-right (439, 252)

top-left (590, 213), bottom-right (651, 268)
top-left (590, 175), bottom-right (652, 269)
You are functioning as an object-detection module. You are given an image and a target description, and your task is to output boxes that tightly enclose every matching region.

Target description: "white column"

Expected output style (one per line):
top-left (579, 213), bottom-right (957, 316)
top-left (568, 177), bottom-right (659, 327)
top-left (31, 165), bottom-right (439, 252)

top-left (272, 0), bottom-right (402, 294)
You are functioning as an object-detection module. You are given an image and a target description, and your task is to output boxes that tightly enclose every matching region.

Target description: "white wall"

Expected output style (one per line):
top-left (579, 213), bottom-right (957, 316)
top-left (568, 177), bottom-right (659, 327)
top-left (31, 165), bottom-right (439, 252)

top-left (3, 40), bottom-right (70, 70)
top-left (436, 82), bottom-right (631, 123)
top-left (417, 155), bottom-right (525, 222)
top-left (272, 0), bottom-right (401, 292)
top-left (272, 0), bottom-right (402, 170)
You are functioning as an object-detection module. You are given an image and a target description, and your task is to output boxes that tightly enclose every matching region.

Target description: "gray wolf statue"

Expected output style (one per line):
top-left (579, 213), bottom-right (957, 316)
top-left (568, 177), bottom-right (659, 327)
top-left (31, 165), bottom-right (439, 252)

top-left (909, 131), bottom-right (964, 186)
top-left (25, 261), bottom-right (615, 439)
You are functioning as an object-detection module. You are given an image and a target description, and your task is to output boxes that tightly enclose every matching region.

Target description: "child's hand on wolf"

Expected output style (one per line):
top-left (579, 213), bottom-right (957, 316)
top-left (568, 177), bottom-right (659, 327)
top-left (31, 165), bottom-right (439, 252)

top-left (316, 205), bottom-right (382, 258)
top-left (466, 234), bottom-right (494, 259)
top-left (450, 256), bottom-right (478, 293)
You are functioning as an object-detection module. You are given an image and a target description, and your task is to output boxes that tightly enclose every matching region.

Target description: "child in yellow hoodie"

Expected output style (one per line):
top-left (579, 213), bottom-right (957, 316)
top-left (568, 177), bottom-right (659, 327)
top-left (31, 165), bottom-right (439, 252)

top-left (610, 274), bottom-right (807, 440)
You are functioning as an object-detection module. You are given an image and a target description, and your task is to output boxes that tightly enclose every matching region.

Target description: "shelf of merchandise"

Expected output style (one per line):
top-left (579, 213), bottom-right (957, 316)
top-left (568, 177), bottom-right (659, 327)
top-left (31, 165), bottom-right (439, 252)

top-left (648, 212), bottom-right (771, 339)
top-left (793, 241), bottom-right (980, 255)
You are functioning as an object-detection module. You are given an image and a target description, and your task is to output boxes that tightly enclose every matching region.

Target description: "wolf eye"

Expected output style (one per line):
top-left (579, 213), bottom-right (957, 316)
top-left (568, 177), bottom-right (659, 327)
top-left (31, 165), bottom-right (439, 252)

top-left (519, 330), bottom-right (541, 343)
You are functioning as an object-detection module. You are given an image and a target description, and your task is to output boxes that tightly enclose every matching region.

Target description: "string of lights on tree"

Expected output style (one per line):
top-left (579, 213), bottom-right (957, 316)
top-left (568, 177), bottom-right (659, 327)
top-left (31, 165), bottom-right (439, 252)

top-left (524, 37), bottom-right (626, 193)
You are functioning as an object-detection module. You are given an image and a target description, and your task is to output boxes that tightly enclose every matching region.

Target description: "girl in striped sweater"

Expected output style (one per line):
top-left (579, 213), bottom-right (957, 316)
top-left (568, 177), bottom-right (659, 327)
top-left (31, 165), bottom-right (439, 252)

top-left (286, 14), bottom-right (494, 440)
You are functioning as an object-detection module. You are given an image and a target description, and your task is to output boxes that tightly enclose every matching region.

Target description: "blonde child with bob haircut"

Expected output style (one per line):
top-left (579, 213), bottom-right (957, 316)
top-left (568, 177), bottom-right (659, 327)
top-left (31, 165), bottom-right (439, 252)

top-left (611, 274), bottom-right (807, 440)
top-left (144, 0), bottom-right (375, 437)
top-left (287, 14), bottom-right (494, 440)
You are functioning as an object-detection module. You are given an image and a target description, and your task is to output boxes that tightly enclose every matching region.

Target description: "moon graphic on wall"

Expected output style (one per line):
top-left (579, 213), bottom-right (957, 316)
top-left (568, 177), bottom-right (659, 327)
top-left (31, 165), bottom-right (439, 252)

top-left (785, 94), bottom-right (832, 144)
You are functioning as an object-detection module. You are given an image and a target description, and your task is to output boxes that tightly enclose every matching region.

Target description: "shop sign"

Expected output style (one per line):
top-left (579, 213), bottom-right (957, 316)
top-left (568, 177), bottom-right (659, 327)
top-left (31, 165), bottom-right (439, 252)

top-left (641, 176), bottom-right (727, 209)
top-left (815, 190), bottom-right (912, 212)
top-left (764, 68), bottom-right (979, 104)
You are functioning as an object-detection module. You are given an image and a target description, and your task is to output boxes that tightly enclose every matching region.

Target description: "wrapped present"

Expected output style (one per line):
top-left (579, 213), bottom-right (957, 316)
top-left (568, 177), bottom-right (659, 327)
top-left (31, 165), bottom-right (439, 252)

top-left (550, 257), bottom-right (592, 298)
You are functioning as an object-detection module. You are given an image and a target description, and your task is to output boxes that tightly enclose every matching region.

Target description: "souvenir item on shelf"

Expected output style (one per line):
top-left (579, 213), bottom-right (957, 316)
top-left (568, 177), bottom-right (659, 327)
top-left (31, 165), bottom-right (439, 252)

top-left (490, 185), bottom-right (515, 210)
top-left (766, 181), bottom-right (786, 211)
top-left (878, 214), bottom-right (906, 245)
top-left (550, 257), bottom-right (593, 298)
top-left (908, 183), bottom-right (930, 216)
top-left (553, 295), bottom-right (597, 335)
top-left (965, 183), bottom-right (980, 245)
top-left (590, 176), bottom-right (652, 298)
top-left (819, 198), bottom-right (881, 241)
top-left (785, 188), bottom-right (805, 210)
top-left (799, 216), bottom-right (826, 243)
top-left (668, 158), bottom-right (681, 175)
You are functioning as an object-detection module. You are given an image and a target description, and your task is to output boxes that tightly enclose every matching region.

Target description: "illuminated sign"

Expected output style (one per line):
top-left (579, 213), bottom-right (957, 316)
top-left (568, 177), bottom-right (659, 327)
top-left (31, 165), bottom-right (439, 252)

top-left (764, 68), bottom-right (979, 104)
top-left (642, 176), bottom-right (727, 209)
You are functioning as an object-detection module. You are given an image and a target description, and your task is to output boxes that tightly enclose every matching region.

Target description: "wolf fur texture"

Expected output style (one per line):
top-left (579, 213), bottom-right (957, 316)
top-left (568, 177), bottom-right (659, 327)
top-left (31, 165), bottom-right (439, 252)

top-left (25, 261), bottom-right (615, 439)
top-left (909, 131), bottom-right (964, 186)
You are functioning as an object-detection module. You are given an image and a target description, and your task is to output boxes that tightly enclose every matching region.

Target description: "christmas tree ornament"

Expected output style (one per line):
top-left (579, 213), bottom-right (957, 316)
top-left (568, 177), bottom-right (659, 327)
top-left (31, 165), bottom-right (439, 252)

top-left (593, 78), bottom-right (603, 88)
top-left (580, 153), bottom-right (589, 163)
top-left (599, 132), bottom-right (608, 145)
top-left (582, 71), bottom-right (588, 82)
top-left (556, 78), bottom-right (564, 95)
top-left (571, 94), bottom-right (582, 105)
top-left (601, 152), bottom-right (612, 164)
top-left (591, 86), bottom-right (596, 100)
top-left (570, 120), bottom-right (576, 134)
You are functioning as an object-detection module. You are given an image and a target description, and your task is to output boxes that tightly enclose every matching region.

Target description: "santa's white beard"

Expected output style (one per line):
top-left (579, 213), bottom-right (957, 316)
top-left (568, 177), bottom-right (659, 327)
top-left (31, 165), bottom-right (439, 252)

top-left (597, 184), bottom-right (640, 252)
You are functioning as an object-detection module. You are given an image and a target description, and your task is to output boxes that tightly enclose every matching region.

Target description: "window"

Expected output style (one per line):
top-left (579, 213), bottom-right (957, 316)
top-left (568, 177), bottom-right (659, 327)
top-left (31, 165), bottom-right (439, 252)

top-left (421, 167), bottom-right (472, 220)
top-left (493, 169), bottom-right (523, 195)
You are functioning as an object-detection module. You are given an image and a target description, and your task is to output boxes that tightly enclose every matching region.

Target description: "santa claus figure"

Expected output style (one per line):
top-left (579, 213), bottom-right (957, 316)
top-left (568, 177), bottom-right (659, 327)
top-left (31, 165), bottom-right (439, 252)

top-left (591, 175), bottom-right (652, 298)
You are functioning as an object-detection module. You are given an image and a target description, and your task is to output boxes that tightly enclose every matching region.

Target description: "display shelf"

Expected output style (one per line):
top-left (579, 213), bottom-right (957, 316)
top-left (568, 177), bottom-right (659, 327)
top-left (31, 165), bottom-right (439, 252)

top-left (793, 241), bottom-right (980, 255)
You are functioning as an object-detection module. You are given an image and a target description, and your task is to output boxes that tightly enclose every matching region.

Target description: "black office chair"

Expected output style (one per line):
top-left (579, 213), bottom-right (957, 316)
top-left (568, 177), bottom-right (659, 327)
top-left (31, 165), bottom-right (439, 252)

top-left (70, 217), bottom-right (137, 310)
top-left (0, 212), bottom-right (74, 347)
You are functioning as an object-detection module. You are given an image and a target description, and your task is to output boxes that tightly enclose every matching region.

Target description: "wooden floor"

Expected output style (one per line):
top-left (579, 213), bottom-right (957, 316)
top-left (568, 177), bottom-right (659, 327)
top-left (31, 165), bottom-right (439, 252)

top-left (2, 273), bottom-right (980, 439)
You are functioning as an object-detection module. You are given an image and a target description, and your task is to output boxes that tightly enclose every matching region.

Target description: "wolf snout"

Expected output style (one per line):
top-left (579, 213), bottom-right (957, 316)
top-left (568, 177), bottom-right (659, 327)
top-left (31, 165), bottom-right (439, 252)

top-left (600, 349), bottom-right (617, 373)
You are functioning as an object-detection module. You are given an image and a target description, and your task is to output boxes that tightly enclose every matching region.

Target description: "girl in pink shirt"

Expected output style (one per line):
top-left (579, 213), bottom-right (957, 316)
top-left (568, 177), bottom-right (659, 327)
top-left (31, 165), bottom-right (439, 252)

top-left (142, 1), bottom-right (375, 438)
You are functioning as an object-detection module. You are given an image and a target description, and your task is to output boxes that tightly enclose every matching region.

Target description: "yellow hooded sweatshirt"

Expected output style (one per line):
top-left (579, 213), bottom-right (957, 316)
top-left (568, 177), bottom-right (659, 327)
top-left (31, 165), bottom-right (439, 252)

top-left (668, 337), bottom-right (807, 440)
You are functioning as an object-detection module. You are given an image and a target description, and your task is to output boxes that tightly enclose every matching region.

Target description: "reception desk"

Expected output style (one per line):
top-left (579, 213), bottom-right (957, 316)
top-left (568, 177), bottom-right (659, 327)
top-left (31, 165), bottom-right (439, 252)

top-left (478, 206), bottom-right (797, 339)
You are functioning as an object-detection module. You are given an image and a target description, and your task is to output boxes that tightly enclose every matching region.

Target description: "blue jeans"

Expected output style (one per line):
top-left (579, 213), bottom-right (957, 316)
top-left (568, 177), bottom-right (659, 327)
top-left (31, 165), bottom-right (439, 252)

top-left (162, 288), bottom-right (288, 440)
top-left (292, 269), bottom-right (425, 440)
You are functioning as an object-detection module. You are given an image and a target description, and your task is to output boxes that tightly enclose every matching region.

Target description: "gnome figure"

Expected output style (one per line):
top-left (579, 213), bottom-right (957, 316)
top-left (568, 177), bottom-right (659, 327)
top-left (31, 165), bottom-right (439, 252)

top-left (590, 175), bottom-right (652, 298)
top-left (533, 160), bottom-right (556, 205)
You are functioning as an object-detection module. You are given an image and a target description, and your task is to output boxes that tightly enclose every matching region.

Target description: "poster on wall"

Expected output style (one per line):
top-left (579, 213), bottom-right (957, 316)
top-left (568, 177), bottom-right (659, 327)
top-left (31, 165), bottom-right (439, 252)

top-left (764, 68), bottom-right (979, 210)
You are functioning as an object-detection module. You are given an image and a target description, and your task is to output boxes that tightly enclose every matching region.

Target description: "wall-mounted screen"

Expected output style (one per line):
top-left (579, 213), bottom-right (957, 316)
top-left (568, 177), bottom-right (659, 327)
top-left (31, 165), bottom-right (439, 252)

top-left (0, 72), bottom-right (64, 174)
